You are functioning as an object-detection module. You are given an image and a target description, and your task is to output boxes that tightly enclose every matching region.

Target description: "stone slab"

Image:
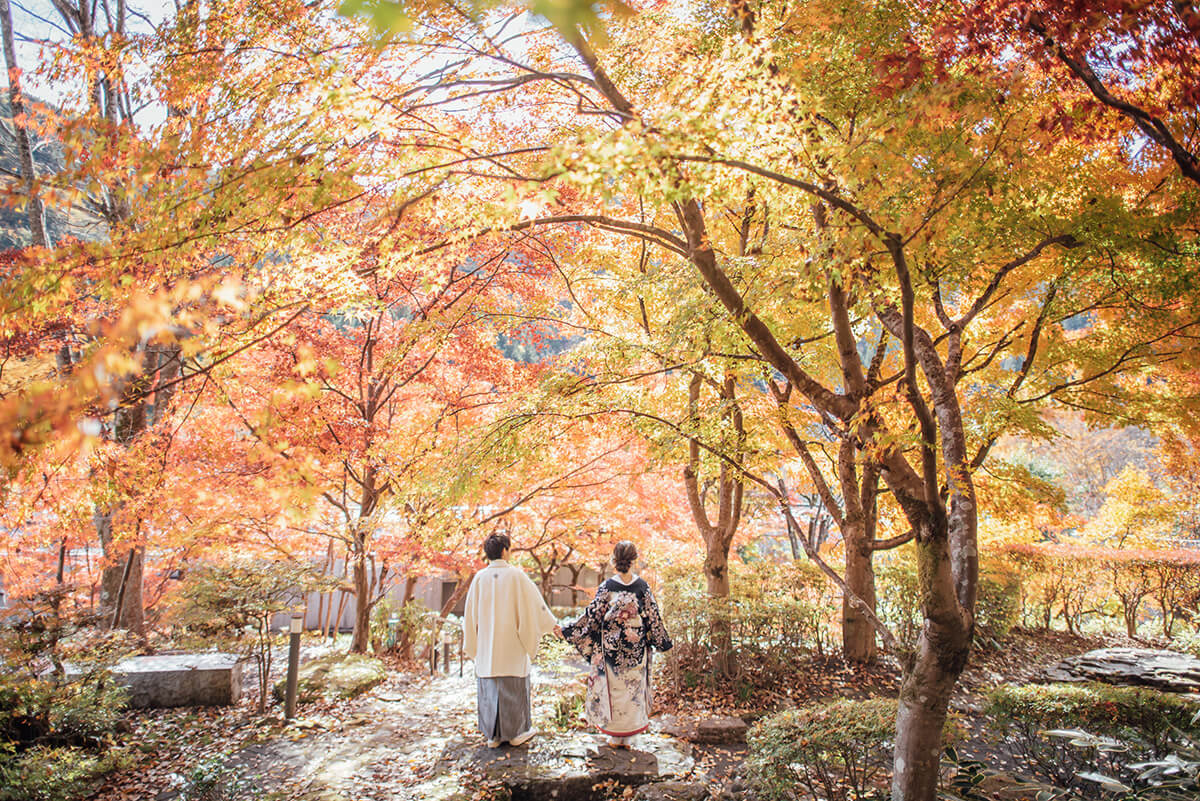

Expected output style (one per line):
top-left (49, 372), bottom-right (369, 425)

top-left (695, 717), bottom-right (748, 744)
top-left (635, 781), bottom-right (711, 801)
top-left (1039, 647), bottom-right (1200, 693)
top-left (655, 715), bottom-right (747, 744)
top-left (437, 733), bottom-right (694, 801)
top-left (110, 653), bottom-right (242, 708)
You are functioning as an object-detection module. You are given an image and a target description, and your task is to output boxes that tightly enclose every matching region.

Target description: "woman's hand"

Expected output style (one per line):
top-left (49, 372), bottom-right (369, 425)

top-left (554, 625), bottom-right (564, 639)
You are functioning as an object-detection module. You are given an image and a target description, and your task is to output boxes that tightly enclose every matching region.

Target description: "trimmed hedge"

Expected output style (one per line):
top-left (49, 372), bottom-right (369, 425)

top-left (986, 682), bottom-right (1200, 797)
top-left (746, 698), bottom-right (896, 801)
top-left (987, 682), bottom-right (1200, 754)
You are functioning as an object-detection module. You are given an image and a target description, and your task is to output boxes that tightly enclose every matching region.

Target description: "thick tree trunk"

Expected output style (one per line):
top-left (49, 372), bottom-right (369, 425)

top-left (349, 554), bottom-right (371, 653)
top-left (704, 544), bottom-right (734, 677)
top-left (892, 649), bottom-right (960, 801)
top-left (842, 529), bottom-right (878, 663)
top-left (95, 508), bottom-right (145, 634)
top-left (890, 529), bottom-right (973, 801)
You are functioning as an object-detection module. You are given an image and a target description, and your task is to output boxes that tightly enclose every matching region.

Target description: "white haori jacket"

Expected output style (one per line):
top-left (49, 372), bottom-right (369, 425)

top-left (464, 559), bottom-right (559, 678)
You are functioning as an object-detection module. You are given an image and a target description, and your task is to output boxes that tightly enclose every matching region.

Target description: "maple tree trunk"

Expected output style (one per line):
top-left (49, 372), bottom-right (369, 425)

top-left (842, 523), bottom-right (878, 664)
top-left (891, 533), bottom-right (972, 801)
top-left (349, 553), bottom-right (371, 653)
top-left (95, 508), bottom-right (145, 634)
top-left (893, 653), bottom-right (959, 801)
top-left (704, 541), bottom-right (735, 678)
top-left (398, 576), bottom-right (417, 659)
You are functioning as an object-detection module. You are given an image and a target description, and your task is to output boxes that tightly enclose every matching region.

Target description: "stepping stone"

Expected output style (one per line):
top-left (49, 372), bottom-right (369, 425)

top-left (635, 781), bottom-right (710, 800)
top-left (695, 717), bottom-right (748, 744)
top-left (1039, 648), bottom-right (1200, 693)
top-left (435, 733), bottom-right (694, 801)
top-left (655, 715), bottom-right (748, 744)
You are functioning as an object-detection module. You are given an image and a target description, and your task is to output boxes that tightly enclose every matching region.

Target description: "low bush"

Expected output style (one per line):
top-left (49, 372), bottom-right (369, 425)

top-left (745, 698), bottom-right (896, 801)
top-left (659, 559), bottom-right (836, 691)
top-left (988, 682), bottom-right (1200, 755)
top-left (0, 744), bottom-right (124, 801)
top-left (986, 682), bottom-right (1200, 797)
top-left (0, 672), bottom-right (127, 750)
top-left (371, 597), bottom-right (432, 658)
top-left (0, 596), bottom-right (133, 801)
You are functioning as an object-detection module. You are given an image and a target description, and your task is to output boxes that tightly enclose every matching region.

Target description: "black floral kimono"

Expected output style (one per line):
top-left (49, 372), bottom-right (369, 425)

top-left (562, 576), bottom-right (673, 737)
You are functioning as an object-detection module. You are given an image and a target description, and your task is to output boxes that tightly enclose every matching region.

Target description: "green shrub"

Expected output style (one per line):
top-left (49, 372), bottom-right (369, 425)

top-left (659, 559), bottom-right (836, 691)
top-left (746, 698), bottom-right (896, 801)
top-left (46, 678), bottom-right (128, 747)
top-left (0, 744), bottom-right (121, 801)
top-left (371, 597), bottom-right (433, 657)
top-left (0, 600), bottom-right (131, 801)
top-left (175, 755), bottom-right (259, 801)
top-left (987, 682), bottom-right (1200, 754)
top-left (986, 682), bottom-right (1200, 797)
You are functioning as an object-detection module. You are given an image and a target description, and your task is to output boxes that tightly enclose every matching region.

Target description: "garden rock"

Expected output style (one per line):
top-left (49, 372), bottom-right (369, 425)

top-left (1040, 648), bottom-right (1200, 693)
top-left (272, 653), bottom-right (386, 703)
top-left (656, 715), bottom-right (748, 744)
top-left (695, 716), bottom-right (748, 744)
top-left (77, 653), bottom-right (243, 708)
top-left (634, 781), bottom-right (710, 801)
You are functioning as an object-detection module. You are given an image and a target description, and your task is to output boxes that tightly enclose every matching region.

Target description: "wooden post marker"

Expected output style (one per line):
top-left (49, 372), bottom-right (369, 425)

top-left (284, 614), bottom-right (302, 719)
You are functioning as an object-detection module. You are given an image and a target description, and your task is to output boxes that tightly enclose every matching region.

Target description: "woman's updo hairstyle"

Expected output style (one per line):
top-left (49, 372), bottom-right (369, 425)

top-left (613, 541), bottom-right (638, 573)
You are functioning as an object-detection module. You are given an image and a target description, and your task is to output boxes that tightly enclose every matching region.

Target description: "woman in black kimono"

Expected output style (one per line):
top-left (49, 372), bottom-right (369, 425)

top-left (561, 541), bottom-right (673, 747)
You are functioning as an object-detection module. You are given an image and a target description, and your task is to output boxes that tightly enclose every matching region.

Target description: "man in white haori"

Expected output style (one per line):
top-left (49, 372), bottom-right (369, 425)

top-left (463, 533), bottom-right (560, 748)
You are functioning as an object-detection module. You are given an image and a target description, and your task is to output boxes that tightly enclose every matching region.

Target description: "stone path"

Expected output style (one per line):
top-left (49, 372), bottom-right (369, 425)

top-left (221, 654), bottom-right (716, 801)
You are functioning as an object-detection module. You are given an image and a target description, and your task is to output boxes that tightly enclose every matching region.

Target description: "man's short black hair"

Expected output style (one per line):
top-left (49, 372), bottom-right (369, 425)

top-left (483, 533), bottom-right (511, 561)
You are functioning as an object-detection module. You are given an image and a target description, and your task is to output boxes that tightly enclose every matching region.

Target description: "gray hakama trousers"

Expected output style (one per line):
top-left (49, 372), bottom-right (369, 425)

top-left (476, 675), bottom-right (532, 742)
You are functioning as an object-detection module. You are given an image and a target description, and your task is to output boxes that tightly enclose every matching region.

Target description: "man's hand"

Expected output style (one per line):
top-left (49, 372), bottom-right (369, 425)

top-left (553, 625), bottom-right (564, 639)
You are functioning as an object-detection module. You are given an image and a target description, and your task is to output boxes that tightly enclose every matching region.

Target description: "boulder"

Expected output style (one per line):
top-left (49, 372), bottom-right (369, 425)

top-left (272, 653), bottom-right (386, 704)
top-left (438, 733), bottom-right (694, 801)
top-left (1039, 648), bottom-right (1200, 693)
top-left (78, 653), bottom-right (243, 708)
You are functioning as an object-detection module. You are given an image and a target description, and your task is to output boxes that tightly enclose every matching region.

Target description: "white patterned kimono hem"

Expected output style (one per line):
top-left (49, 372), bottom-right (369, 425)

top-left (588, 652), bottom-right (653, 736)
